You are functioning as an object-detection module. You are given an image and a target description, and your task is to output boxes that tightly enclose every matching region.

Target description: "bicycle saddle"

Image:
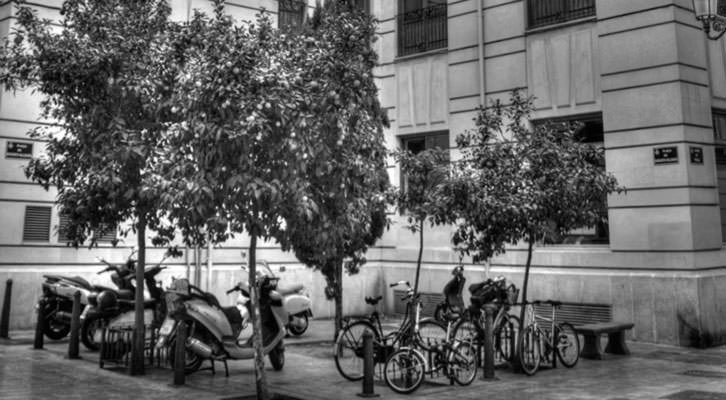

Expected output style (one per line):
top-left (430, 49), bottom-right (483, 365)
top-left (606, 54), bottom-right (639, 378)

top-left (365, 295), bottom-right (383, 305)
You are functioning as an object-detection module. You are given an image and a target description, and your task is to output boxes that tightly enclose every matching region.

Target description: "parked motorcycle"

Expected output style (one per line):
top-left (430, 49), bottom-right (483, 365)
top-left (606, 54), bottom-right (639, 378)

top-left (155, 263), bottom-right (310, 374)
top-left (255, 260), bottom-right (313, 336)
top-left (433, 264), bottom-right (466, 323)
top-left (80, 257), bottom-right (167, 351)
top-left (36, 253), bottom-right (135, 340)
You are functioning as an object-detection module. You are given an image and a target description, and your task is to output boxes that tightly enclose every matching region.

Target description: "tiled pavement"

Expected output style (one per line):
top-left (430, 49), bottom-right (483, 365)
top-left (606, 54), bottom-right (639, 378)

top-left (3, 320), bottom-right (726, 399)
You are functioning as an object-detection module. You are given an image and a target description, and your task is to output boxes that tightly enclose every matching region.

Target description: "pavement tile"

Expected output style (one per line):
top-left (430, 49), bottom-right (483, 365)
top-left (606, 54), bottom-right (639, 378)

top-left (3, 319), bottom-right (726, 399)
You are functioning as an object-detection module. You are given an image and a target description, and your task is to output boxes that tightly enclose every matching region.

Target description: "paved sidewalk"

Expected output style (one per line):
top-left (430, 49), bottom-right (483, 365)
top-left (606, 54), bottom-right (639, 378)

top-left (3, 319), bottom-right (726, 399)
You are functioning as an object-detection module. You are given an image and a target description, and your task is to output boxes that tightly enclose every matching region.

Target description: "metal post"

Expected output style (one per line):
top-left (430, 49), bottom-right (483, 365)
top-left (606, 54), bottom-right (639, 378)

top-left (357, 330), bottom-right (379, 398)
top-left (482, 304), bottom-right (496, 380)
top-left (0, 279), bottom-right (13, 339)
top-left (67, 291), bottom-right (81, 359)
top-left (173, 321), bottom-right (187, 386)
top-left (33, 298), bottom-right (45, 349)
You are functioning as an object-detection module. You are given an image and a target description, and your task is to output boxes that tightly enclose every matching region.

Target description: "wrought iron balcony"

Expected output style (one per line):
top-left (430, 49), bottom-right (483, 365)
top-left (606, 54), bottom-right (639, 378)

top-left (527, 0), bottom-right (596, 30)
top-left (397, 3), bottom-right (448, 57)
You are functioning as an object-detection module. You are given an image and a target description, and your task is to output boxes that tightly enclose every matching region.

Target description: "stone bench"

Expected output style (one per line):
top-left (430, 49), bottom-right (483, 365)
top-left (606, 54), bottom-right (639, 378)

top-left (574, 322), bottom-right (634, 360)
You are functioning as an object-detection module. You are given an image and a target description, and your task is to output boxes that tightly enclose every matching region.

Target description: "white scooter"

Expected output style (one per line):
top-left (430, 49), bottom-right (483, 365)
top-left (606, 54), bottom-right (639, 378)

top-left (254, 260), bottom-right (313, 336)
top-left (156, 263), bottom-right (311, 374)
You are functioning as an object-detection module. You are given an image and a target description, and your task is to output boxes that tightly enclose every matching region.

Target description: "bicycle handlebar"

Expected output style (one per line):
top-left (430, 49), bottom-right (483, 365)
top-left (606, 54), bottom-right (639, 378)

top-left (389, 280), bottom-right (410, 288)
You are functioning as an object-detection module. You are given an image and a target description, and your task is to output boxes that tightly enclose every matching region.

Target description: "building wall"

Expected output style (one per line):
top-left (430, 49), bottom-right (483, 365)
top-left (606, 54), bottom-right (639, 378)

top-left (1, 0), bottom-right (726, 347)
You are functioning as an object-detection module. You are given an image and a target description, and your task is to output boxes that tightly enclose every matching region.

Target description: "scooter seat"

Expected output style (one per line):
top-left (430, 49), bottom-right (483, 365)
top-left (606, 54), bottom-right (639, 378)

top-left (116, 289), bottom-right (134, 300)
top-left (276, 283), bottom-right (303, 295)
top-left (44, 275), bottom-right (92, 290)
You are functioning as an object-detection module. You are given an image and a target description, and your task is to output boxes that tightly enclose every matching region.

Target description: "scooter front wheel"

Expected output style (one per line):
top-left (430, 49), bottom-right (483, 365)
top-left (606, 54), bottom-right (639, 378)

top-left (268, 340), bottom-right (285, 370)
top-left (287, 313), bottom-right (309, 336)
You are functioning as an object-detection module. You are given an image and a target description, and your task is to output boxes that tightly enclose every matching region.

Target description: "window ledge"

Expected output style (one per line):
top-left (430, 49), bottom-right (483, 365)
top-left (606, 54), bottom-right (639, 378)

top-left (525, 16), bottom-right (597, 36)
top-left (394, 48), bottom-right (448, 64)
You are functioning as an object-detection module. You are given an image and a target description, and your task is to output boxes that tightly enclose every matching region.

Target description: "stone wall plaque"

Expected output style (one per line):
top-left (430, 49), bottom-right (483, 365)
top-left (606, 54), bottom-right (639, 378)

top-left (654, 146), bottom-right (678, 165)
top-left (689, 146), bottom-right (704, 164)
top-left (5, 141), bottom-right (33, 159)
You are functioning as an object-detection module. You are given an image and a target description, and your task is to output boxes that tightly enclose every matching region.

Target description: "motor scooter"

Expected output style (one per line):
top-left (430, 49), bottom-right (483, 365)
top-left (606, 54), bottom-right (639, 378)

top-left (433, 264), bottom-right (466, 323)
top-left (80, 257), bottom-right (167, 351)
top-left (36, 251), bottom-right (136, 340)
top-left (155, 263), bottom-right (310, 374)
top-left (255, 260), bottom-right (313, 336)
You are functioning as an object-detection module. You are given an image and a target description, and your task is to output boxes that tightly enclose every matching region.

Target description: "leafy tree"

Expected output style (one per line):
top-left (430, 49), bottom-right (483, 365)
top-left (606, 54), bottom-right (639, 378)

top-left (156, 3), bottom-right (333, 398)
top-left (448, 90), bottom-right (623, 328)
top-left (394, 147), bottom-right (453, 296)
top-left (287, 0), bottom-right (391, 335)
top-left (0, 0), bottom-right (176, 375)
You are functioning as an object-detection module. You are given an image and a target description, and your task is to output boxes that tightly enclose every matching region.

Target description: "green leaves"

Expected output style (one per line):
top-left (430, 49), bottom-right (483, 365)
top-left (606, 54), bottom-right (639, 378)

top-left (449, 90), bottom-right (624, 262)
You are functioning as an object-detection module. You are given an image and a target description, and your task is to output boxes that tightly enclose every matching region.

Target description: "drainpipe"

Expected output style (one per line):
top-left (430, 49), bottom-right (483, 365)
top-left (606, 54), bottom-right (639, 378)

top-left (477, 0), bottom-right (486, 106)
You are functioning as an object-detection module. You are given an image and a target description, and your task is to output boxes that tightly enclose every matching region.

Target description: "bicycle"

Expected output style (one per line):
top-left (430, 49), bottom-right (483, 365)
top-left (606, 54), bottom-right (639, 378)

top-left (451, 277), bottom-right (521, 364)
top-left (333, 281), bottom-right (447, 381)
top-left (383, 310), bottom-right (479, 394)
top-left (517, 299), bottom-right (580, 376)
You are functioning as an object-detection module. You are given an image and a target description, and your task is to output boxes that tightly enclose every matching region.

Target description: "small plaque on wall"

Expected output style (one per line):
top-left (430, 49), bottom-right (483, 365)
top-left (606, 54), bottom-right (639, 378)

top-left (689, 146), bottom-right (704, 164)
top-left (5, 141), bottom-right (33, 159)
top-left (654, 146), bottom-right (678, 165)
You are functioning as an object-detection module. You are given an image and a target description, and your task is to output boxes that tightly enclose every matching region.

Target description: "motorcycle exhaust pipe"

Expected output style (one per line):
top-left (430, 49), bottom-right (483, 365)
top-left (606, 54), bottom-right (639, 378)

top-left (187, 337), bottom-right (213, 359)
top-left (54, 311), bottom-right (73, 321)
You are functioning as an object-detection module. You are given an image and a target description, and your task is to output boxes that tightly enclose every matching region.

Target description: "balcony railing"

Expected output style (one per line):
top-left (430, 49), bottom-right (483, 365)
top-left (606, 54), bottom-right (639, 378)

top-left (527, 0), bottom-right (596, 30)
top-left (397, 4), bottom-right (448, 57)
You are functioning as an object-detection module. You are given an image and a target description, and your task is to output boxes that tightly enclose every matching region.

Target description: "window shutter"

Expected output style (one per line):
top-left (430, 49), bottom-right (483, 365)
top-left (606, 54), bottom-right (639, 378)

top-left (23, 206), bottom-right (51, 241)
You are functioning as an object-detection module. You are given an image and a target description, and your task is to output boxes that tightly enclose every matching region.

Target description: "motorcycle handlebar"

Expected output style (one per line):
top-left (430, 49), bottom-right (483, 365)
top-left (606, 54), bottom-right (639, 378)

top-left (225, 287), bottom-right (238, 295)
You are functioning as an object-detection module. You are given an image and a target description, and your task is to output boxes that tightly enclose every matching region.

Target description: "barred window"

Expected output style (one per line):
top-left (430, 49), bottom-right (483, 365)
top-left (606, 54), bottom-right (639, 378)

top-left (279, 0), bottom-right (306, 31)
top-left (527, 0), bottom-right (596, 30)
top-left (397, 0), bottom-right (447, 57)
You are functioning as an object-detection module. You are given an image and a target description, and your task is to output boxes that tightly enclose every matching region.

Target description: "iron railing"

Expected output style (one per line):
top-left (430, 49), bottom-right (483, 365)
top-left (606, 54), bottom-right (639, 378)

top-left (527, 0), bottom-right (596, 30)
top-left (397, 3), bottom-right (448, 57)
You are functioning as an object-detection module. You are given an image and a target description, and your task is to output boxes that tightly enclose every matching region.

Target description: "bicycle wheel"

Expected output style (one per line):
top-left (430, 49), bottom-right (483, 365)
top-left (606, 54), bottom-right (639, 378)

top-left (384, 348), bottom-right (426, 394)
top-left (451, 314), bottom-right (478, 344)
top-left (518, 324), bottom-right (541, 376)
top-left (449, 340), bottom-right (478, 386)
top-left (334, 321), bottom-right (379, 381)
top-left (496, 314), bottom-right (520, 362)
top-left (417, 318), bottom-right (447, 351)
top-left (556, 322), bottom-right (580, 368)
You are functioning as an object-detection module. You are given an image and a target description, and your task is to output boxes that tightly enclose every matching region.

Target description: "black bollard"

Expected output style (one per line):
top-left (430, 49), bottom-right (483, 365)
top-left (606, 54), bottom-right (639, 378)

top-left (0, 279), bottom-right (13, 339)
top-left (357, 330), bottom-right (379, 398)
top-left (482, 304), bottom-right (496, 380)
top-left (173, 321), bottom-right (187, 386)
top-left (33, 298), bottom-right (45, 349)
top-left (67, 291), bottom-right (81, 359)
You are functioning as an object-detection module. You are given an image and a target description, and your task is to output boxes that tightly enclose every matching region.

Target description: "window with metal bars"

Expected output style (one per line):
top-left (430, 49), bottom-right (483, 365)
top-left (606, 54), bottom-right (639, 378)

top-left (397, 0), bottom-right (447, 57)
top-left (23, 206), bottom-right (51, 242)
top-left (534, 113), bottom-right (609, 244)
top-left (527, 0), bottom-right (596, 30)
top-left (279, 0), bottom-right (306, 31)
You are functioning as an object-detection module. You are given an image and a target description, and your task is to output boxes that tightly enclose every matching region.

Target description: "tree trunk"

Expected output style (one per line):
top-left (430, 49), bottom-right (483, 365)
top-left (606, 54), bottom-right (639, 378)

top-left (412, 219), bottom-right (424, 295)
top-left (512, 235), bottom-right (534, 374)
top-left (334, 258), bottom-right (343, 338)
top-left (130, 213), bottom-right (146, 376)
top-left (248, 232), bottom-right (270, 400)
top-left (518, 236), bottom-right (534, 326)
